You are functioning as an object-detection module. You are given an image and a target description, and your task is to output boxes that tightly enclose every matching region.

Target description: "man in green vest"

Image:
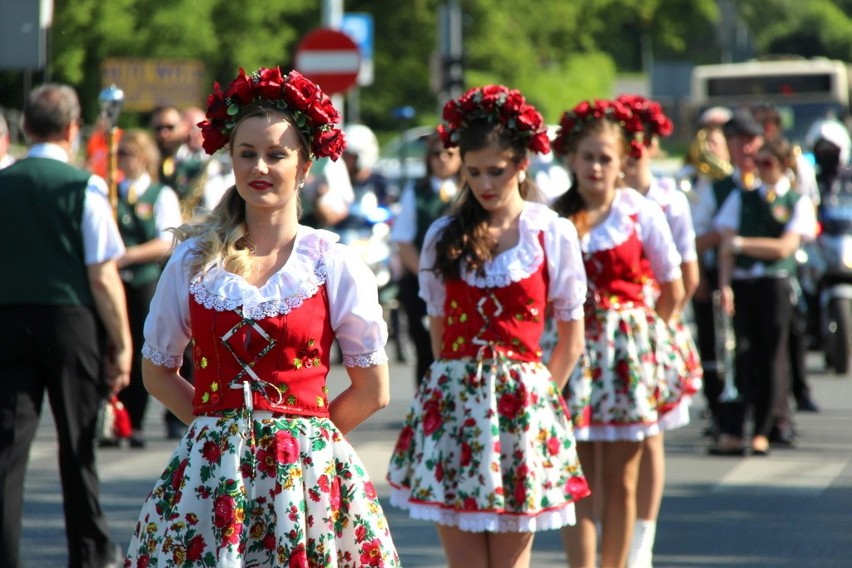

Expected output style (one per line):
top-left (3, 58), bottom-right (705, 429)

top-left (0, 83), bottom-right (132, 567)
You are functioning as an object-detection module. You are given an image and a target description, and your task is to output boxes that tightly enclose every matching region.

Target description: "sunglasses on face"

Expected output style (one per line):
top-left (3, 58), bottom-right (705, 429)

top-left (153, 124), bottom-right (177, 132)
top-left (755, 157), bottom-right (778, 168)
top-left (117, 148), bottom-right (133, 157)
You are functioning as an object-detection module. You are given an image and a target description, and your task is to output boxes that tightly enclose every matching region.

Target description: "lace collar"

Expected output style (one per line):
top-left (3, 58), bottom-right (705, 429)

top-left (188, 226), bottom-right (337, 319)
top-left (459, 201), bottom-right (555, 288)
top-left (582, 188), bottom-right (643, 253)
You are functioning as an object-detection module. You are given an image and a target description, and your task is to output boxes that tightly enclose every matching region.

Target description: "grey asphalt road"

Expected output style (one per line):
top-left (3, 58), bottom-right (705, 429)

top-left (19, 352), bottom-right (852, 567)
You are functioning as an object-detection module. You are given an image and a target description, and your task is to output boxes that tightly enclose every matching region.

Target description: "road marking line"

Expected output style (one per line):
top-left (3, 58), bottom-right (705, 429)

top-left (711, 456), bottom-right (847, 496)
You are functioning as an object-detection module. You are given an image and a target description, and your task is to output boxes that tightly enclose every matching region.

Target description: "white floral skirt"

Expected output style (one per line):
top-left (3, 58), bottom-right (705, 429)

top-left (565, 305), bottom-right (686, 441)
top-left (658, 316), bottom-right (703, 431)
top-left (386, 358), bottom-right (590, 533)
top-left (124, 411), bottom-right (400, 567)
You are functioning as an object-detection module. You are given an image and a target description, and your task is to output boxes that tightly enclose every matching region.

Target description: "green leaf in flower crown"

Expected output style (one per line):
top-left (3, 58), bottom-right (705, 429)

top-left (227, 103), bottom-right (240, 116)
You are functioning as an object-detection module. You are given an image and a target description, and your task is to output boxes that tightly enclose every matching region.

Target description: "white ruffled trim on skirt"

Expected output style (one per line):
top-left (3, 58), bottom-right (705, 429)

top-left (573, 421), bottom-right (662, 442)
top-left (388, 488), bottom-right (576, 533)
top-left (658, 395), bottom-right (692, 431)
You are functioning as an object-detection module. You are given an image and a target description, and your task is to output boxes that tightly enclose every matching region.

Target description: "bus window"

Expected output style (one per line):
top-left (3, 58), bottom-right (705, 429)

top-left (690, 58), bottom-right (852, 144)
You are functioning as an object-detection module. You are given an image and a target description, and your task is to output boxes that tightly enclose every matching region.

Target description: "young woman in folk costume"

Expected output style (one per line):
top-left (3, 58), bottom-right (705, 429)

top-left (618, 94), bottom-right (702, 567)
top-left (551, 99), bottom-right (685, 568)
top-left (386, 85), bottom-right (590, 568)
top-left (124, 67), bottom-right (400, 567)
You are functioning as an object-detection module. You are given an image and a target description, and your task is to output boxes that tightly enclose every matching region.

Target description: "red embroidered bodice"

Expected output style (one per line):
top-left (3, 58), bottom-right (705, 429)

top-left (440, 239), bottom-right (548, 362)
top-left (187, 285), bottom-right (336, 417)
top-left (584, 218), bottom-right (648, 309)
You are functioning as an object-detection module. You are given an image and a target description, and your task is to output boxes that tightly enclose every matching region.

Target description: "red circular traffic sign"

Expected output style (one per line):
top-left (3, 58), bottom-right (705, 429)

top-left (294, 28), bottom-right (361, 95)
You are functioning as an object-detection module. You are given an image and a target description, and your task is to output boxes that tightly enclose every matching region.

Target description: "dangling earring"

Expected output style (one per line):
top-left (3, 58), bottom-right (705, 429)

top-left (518, 170), bottom-right (527, 184)
top-left (298, 178), bottom-right (305, 188)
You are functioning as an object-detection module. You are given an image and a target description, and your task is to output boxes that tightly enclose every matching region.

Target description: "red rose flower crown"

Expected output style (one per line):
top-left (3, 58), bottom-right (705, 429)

top-left (552, 98), bottom-right (645, 160)
top-left (438, 85), bottom-right (551, 155)
top-left (198, 67), bottom-right (346, 160)
top-left (615, 94), bottom-right (674, 146)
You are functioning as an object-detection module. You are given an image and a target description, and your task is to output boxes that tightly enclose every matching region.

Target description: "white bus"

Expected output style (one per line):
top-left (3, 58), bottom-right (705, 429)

top-left (690, 58), bottom-right (852, 143)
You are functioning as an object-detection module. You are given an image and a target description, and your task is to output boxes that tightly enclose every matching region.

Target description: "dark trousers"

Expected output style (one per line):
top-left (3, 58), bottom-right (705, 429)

top-left (397, 271), bottom-right (433, 385)
top-left (720, 277), bottom-right (793, 439)
top-left (692, 292), bottom-right (723, 420)
top-left (118, 279), bottom-right (158, 431)
top-left (788, 280), bottom-right (811, 404)
top-left (0, 305), bottom-right (113, 568)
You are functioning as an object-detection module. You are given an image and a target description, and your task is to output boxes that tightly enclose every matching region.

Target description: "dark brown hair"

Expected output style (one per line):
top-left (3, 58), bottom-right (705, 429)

top-left (757, 135), bottom-right (798, 186)
top-left (432, 119), bottom-right (529, 280)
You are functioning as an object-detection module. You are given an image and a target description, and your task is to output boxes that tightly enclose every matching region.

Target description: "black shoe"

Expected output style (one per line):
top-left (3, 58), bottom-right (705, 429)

top-left (796, 397), bottom-right (819, 413)
top-left (98, 438), bottom-right (121, 448)
top-left (129, 435), bottom-right (146, 449)
top-left (708, 445), bottom-right (746, 456)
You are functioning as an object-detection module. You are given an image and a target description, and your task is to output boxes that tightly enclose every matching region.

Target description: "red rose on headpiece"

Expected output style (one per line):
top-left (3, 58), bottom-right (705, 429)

top-left (205, 83), bottom-right (230, 122)
top-left (227, 68), bottom-right (254, 105)
top-left (515, 104), bottom-right (544, 133)
top-left (529, 131), bottom-right (551, 154)
top-left (443, 101), bottom-right (466, 126)
top-left (625, 115), bottom-right (644, 135)
top-left (501, 90), bottom-right (525, 117)
top-left (457, 96), bottom-right (479, 121)
top-left (480, 84), bottom-right (507, 98)
top-left (629, 139), bottom-right (645, 159)
top-left (573, 101), bottom-right (591, 116)
top-left (313, 128), bottom-right (346, 161)
top-left (610, 101), bottom-right (633, 125)
top-left (200, 121), bottom-right (229, 155)
top-left (283, 71), bottom-right (319, 111)
top-left (653, 115), bottom-right (674, 137)
top-left (306, 95), bottom-right (340, 126)
top-left (255, 67), bottom-right (285, 99)
top-left (436, 124), bottom-right (454, 147)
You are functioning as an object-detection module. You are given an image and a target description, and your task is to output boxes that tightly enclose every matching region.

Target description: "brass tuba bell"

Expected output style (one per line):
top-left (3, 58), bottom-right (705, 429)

top-left (687, 127), bottom-right (733, 182)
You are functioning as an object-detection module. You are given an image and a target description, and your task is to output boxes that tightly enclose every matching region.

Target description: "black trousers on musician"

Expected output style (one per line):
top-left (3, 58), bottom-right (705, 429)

top-left (787, 279), bottom-right (813, 406)
top-left (0, 305), bottom-right (115, 568)
top-left (397, 271), bottom-right (433, 386)
top-left (692, 292), bottom-right (723, 420)
top-left (719, 277), bottom-right (794, 439)
top-left (692, 266), bottom-right (724, 423)
top-left (118, 279), bottom-right (158, 431)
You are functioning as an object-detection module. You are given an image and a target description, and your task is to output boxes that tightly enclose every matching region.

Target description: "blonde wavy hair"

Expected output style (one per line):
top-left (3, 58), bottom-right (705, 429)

top-left (172, 104), bottom-right (310, 278)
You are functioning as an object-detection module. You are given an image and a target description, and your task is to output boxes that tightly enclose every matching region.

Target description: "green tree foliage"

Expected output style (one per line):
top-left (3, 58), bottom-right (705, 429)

top-left (737, 0), bottom-right (852, 61)
top-left (0, 0), bottom-right (848, 134)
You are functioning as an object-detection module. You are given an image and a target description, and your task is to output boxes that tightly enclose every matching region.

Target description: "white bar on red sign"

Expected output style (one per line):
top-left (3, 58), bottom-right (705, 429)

top-left (296, 51), bottom-right (360, 73)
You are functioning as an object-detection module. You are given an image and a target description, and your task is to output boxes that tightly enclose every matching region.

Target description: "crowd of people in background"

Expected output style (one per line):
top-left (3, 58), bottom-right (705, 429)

top-left (1, 70), bottom-right (850, 567)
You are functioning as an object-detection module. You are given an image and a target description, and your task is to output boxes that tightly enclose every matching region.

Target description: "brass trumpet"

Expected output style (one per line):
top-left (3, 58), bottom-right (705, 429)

top-left (712, 289), bottom-right (740, 402)
top-left (687, 127), bottom-right (733, 182)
